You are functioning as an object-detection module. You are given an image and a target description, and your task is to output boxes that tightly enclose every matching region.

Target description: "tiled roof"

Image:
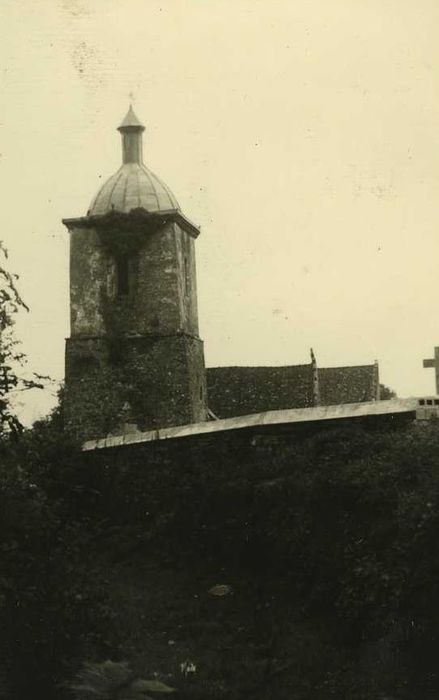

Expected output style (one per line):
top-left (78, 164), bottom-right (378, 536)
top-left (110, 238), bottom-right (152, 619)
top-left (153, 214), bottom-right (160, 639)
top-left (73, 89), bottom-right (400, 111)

top-left (207, 365), bottom-right (314, 419)
top-left (207, 362), bottom-right (379, 419)
top-left (318, 365), bottom-right (379, 405)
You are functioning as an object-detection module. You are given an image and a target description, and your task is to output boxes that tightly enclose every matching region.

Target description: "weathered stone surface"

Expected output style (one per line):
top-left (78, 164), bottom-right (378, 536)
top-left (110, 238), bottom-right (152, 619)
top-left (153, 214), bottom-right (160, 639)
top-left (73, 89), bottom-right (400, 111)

top-left (65, 211), bottom-right (206, 441)
top-left (69, 221), bottom-right (199, 338)
top-left (65, 333), bottom-right (206, 441)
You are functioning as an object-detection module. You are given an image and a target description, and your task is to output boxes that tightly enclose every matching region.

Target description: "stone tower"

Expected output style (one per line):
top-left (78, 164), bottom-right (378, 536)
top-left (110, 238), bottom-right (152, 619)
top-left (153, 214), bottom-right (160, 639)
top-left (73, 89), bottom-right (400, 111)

top-left (63, 107), bottom-right (207, 441)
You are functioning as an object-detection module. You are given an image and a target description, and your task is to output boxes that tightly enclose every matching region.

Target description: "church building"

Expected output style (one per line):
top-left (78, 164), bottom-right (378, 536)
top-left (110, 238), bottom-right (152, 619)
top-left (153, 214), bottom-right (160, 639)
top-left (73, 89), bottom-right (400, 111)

top-left (63, 108), bottom-right (380, 443)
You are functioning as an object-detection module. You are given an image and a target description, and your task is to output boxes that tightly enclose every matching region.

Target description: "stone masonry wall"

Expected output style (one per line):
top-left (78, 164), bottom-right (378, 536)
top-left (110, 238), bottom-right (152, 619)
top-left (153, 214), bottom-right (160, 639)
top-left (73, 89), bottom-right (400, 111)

top-left (65, 334), bottom-right (207, 442)
top-left (66, 216), bottom-right (206, 442)
top-left (69, 222), bottom-right (200, 338)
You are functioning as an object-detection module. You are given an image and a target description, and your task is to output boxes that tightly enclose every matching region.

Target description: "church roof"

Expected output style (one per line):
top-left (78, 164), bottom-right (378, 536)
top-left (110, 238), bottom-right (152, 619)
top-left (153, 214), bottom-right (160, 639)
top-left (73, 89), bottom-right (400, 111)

top-left (318, 365), bottom-right (379, 405)
top-left (88, 163), bottom-right (179, 216)
top-left (207, 365), bottom-right (314, 419)
top-left (207, 362), bottom-right (379, 419)
top-left (83, 397), bottom-right (416, 452)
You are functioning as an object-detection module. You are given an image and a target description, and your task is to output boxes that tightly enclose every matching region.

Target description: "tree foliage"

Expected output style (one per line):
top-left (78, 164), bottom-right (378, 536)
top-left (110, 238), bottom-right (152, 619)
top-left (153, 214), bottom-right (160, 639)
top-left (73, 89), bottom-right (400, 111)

top-left (0, 410), bottom-right (111, 700)
top-left (3, 410), bottom-right (439, 699)
top-left (71, 660), bottom-right (175, 700)
top-left (81, 421), bottom-right (439, 699)
top-left (0, 250), bottom-right (107, 699)
top-left (380, 384), bottom-right (397, 400)
top-left (0, 241), bottom-right (28, 434)
top-left (0, 242), bottom-right (44, 435)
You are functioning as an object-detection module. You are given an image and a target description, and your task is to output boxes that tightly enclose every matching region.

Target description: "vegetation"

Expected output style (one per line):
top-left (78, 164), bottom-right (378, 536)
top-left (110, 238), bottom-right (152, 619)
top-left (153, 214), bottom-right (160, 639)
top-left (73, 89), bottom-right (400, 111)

top-left (0, 248), bottom-right (102, 699)
top-left (0, 242), bottom-right (30, 435)
top-left (380, 384), bottom-right (397, 400)
top-left (70, 660), bottom-right (175, 699)
top-left (2, 415), bottom-right (439, 699)
top-left (0, 242), bottom-right (45, 435)
top-left (2, 252), bottom-right (439, 699)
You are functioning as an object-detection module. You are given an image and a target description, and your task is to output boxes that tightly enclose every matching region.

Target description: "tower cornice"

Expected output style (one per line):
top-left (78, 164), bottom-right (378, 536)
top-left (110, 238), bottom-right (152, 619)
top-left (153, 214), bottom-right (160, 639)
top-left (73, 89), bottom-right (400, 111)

top-left (62, 207), bottom-right (200, 239)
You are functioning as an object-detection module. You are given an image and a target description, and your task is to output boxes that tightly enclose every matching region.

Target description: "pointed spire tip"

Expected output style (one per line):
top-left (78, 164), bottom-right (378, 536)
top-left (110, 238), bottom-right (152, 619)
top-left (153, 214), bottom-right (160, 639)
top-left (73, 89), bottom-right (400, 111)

top-left (118, 105), bottom-right (145, 131)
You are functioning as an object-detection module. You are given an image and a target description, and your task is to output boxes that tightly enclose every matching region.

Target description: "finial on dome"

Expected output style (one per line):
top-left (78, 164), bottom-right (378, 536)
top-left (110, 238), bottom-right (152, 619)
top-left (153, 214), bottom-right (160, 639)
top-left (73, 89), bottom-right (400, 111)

top-left (117, 105), bottom-right (145, 164)
top-left (117, 105), bottom-right (145, 132)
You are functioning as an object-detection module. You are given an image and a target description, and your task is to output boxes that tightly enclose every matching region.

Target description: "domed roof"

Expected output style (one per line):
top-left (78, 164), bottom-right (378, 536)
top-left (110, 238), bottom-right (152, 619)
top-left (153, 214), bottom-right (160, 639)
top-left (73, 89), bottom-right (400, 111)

top-left (87, 107), bottom-right (179, 217)
top-left (88, 162), bottom-right (179, 216)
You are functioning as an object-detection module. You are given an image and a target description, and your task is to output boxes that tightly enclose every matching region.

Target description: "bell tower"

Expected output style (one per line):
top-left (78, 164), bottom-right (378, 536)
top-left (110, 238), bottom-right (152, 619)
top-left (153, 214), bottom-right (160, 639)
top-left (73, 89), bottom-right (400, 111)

top-left (63, 107), bottom-right (207, 441)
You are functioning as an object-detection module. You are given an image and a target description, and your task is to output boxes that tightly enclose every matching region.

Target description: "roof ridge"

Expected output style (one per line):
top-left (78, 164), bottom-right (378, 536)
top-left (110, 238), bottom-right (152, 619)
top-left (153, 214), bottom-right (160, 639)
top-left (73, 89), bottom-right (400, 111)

top-left (207, 364), bottom-right (311, 371)
top-left (139, 163), bottom-right (161, 209)
top-left (320, 364), bottom-right (375, 371)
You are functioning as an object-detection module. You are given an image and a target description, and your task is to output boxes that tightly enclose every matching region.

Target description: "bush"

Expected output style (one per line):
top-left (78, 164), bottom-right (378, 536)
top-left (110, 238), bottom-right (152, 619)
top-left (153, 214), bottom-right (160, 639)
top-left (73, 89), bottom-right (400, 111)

top-left (3, 415), bottom-right (439, 698)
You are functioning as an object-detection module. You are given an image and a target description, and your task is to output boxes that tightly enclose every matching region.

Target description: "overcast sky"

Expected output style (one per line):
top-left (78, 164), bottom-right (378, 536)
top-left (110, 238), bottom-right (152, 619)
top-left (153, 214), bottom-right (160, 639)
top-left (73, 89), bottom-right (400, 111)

top-left (1, 0), bottom-right (439, 424)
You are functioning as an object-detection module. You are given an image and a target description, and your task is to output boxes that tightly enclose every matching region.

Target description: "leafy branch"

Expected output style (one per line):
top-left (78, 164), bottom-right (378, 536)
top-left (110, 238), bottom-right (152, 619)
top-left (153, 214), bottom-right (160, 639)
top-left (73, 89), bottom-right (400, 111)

top-left (0, 241), bottom-right (47, 435)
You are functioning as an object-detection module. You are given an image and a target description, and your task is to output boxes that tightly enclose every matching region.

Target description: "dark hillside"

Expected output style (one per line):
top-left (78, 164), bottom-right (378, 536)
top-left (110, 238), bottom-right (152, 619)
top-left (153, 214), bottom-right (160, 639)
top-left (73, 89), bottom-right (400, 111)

top-left (2, 418), bottom-right (439, 699)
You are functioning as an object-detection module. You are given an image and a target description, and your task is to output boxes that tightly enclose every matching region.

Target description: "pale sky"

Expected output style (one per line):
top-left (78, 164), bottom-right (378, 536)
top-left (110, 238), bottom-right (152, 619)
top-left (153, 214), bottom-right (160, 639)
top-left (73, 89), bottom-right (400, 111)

top-left (1, 0), bottom-right (439, 424)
